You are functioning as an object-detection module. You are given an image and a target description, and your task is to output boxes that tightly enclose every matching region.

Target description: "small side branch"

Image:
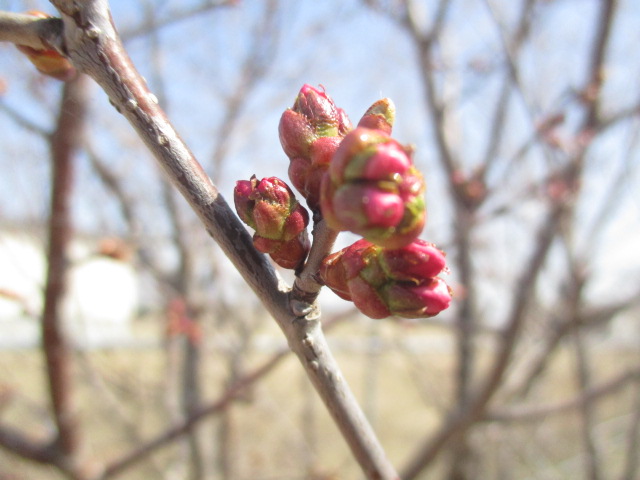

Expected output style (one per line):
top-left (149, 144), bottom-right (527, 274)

top-left (0, 11), bottom-right (64, 50)
top-left (485, 366), bottom-right (640, 424)
top-left (0, 424), bottom-right (58, 465)
top-left (290, 220), bottom-right (339, 313)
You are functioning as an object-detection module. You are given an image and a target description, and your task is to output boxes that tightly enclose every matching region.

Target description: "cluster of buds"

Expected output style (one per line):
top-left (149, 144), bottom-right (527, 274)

top-left (319, 239), bottom-right (452, 319)
top-left (233, 84), bottom-right (452, 320)
top-left (279, 84), bottom-right (352, 211)
top-left (320, 127), bottom-right (426, 249)
top-left (234, 176), bottom-right (310, 270)
top-left (15, 11), bottom-right (76, 81)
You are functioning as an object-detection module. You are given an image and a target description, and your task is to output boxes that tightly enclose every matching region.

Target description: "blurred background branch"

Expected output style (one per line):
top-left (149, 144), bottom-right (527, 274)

top-left (0, 0), bottom-right (638, 479)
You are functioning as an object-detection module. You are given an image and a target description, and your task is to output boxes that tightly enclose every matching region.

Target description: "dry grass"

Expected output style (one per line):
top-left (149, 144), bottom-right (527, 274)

top-left (0, 319), bottom-right (638, 479)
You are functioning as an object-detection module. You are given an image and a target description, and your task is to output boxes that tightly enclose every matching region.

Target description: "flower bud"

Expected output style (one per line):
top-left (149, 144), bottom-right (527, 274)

top-left (379, 240), bottom-right (447, 281)
top-left (319, 239), bottom-right (451, 319)
top-left (279, 84), bottom-right (352, 210)
top-left (253, 234), bottom-right (310, 270)
top-left (381, 277), bottom-right (452, 318)
top-left (319, 238), bottom-right (372, 301)
top-left (15, 11), bottom-right (76, 81)
top-left (234, 176), bottom-right (310, 269)
top-left (320, 127), bottom-right (426, 249)
top-left (357, 98), bottom-right (395, 135)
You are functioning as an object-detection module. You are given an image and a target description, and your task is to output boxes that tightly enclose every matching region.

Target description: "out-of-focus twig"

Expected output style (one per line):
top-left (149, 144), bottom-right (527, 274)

top-left (620, 380), bottom-right (640, 480)
top-left (98, 311), bottom-right (350, 479)
top-left (564, 256), bottom-right (602, 480)
top-left (397, 0), bottom-right (619, 476)
top-left (99, 346), bottom-right (289, 479)
top-left (0, 100), bottom-right (50, 136)
top-left (120, 0), bottom-right (238, 41)
top-left (210, 0), bottom-right (282, 180)
top-left (479, 0), bottom-right (536, 174)
top-left (485, 366), bottom-right (640, 424)
top-left (40, 75), bottom-right (89, 479)
top-left (0, 424), bottom-right (58, 465)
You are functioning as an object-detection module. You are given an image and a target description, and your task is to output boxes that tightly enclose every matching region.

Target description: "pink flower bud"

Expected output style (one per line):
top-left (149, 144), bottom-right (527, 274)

top-left (319, 239), bottom-right (452, 319)
top-left (234, 176), bottom-right (310, 270)
top-left (357, 98), bottom-right (395, 135)
top-left (292, 84), bottom-right (346, 137)
top-left (379, 240), bottom-right (447, 282)
top-left (322, 238), bottom-right (374, 285)
top-left (328, 184), bottom-right (405, 231)
top-left (234, 179), bottom-right (258, 228)
top-left (279, 109), bottom-right (315, 159)
top-left (382, 277), bottom-right (452, 318)
top-left (253, 234), bottom-right (310, 270)
top-left (359, 142), bottom-right (411, 181)
top-left (320, 128), bottom-right (426, 249)
top-left (318, 250), bottom-right (352, 301)
top-left (279, 85), bottom-right (352, 210)
top-left (347, 276), bottom-right (391, 319)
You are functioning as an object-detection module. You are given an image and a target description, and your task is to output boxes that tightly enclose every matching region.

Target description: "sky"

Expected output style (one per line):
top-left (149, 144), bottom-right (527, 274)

top-left (0, 0), bottom-right (639, 322)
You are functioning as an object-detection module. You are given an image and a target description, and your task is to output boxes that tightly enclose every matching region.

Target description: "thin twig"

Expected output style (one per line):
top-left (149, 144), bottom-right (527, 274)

top-left (98, 311), bottom-right (350, 479)
top-left (99, 347), bottom-right (288, 479)
top-left (566, 262), bottom-right (602, 480)
top-left (620, 379), bottom-right (640, 480)
top-left (0, 424), bottom-right (58, 465)
top-left (479, 0), bottom-right (536, 174)
top-left (0, 101), bottom-right (50, 136)
top-left (401, 197), bottom-right (566, 480)
top-left (120, 0), bottom-right (237, 41)
top-left (209, 0), bottom-right (281, 180)
top-left (399, 0), bottom-right (619, 475)
top-left (291, 220), bottom-right (339, 314)
top-left (0, 12), bottom-right (63, 50)
top-left (485, 366), bottom-right (640, 424)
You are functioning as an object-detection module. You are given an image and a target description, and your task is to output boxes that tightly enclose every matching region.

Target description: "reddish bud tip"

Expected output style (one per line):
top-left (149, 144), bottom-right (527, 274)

top-left (234, 176), bottom-right (310, 270)
top-left (279, 85), bottom-right (352, 210)
top-left (320, 127), bottom-right (426, 248)
top-left (357, 98), bottom-right (395, 135)
top-left (380, 240), bottom-right (447, 282)
top-left (320, 239), bottom-right (452, 319)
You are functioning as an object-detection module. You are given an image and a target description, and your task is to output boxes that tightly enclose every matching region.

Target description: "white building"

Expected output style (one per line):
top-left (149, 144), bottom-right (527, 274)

top-left (0, 227), bottom-right (139, 349)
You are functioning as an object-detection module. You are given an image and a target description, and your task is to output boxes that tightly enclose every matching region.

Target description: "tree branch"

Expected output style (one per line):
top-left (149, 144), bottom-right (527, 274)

top-left (485, 366), bottom-right (640, 424)
top-left (99, 347), bottom-right (289, 479)
top-left (45, 1), bottom-right (398, 478)
top-left (40, 75), bottom-right (90, 480)
top-left (291, 220), bottom-right (339, 314)
top-left (0, 100), bottom-right (50, 137)
top-left (399, 0), bottom-right (620, 476)
top-left (119, 0), bottom-right (238, 41)
top-left (620, 379), bottom-right (640, 480)
top-left (401, 196), bottom-right (565, 480)
top-left (0, 11), bottom-right (63, 50)
top-left (98, 311), bottom-right (350, 479)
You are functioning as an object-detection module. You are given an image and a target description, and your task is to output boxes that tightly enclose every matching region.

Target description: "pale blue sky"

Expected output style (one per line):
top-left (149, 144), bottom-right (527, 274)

top-left (1, 0), bottom-right (639, 316)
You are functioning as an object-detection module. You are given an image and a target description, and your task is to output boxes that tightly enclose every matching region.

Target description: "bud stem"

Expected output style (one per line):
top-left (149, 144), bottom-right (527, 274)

top-left (291, 220), bottom-right (339, 307)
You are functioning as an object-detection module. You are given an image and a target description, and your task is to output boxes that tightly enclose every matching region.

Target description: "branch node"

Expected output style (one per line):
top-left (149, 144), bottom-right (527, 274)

top-left (85, 26), bottom-right (101, 39)
top-left (290, 297), bottom-right (317, 319)
top-left (124, 98), bottom-right (138, 111)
